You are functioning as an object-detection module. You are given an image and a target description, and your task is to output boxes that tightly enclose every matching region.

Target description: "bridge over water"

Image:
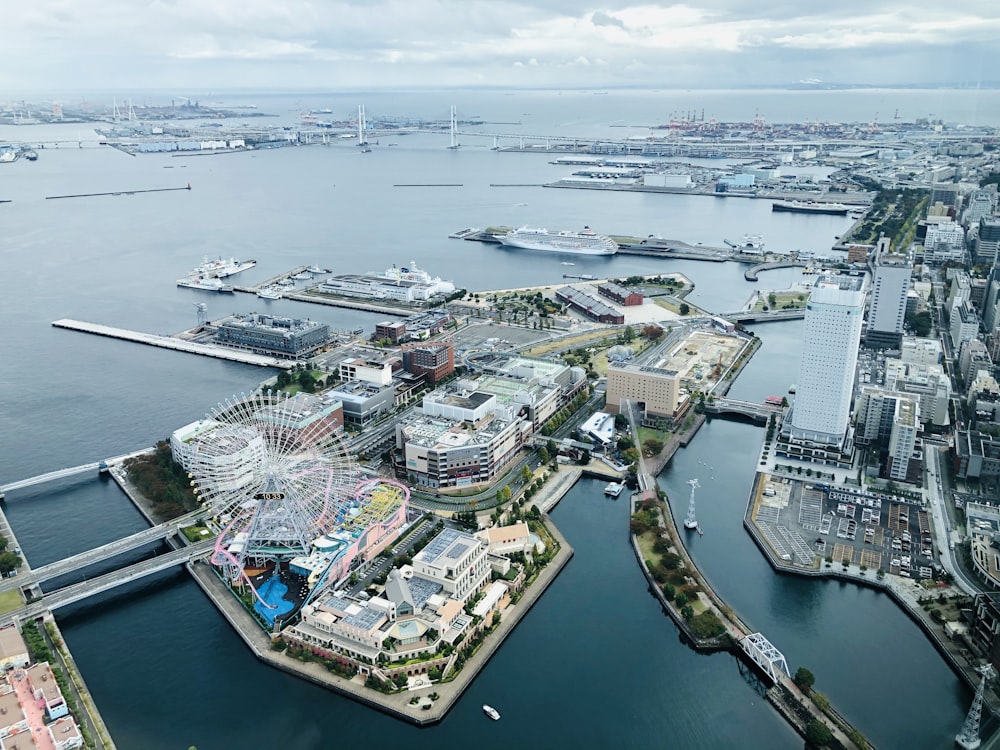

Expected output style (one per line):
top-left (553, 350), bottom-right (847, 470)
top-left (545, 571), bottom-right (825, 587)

top-left (0, 448), bottom-right (154, 498)
top-left (703, 398), bottom-right (783, 423)
top-left (0, 510), bottom-right (206, 594)
top-left (0, 540), bottom-right (215, 626)
top-left (718, 308), bottom-right (806, 324)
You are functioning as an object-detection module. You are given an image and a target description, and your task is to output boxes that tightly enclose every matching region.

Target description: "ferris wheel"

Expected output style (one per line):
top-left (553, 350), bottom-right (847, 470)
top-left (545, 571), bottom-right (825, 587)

top-left (184, 390), bottom-right (359, 581)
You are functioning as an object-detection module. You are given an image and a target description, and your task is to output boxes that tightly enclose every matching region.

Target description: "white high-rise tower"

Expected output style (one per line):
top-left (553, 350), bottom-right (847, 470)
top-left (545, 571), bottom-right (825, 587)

top-left (788, 275), bottom-right (866, 447)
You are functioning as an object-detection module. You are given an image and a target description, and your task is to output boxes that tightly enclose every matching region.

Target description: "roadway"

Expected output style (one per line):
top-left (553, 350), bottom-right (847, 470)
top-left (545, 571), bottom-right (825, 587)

top-left (0, 510), bottom-right (206, 593)
top-left (924, 444), bottom-right (980, 595)
top-left (0, 540), bottom-right (215, 625)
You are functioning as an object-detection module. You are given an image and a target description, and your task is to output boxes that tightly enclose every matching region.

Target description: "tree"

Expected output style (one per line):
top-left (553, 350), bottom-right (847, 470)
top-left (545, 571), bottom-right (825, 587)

top-left (805, 720), bottom-right (834, 748)
top-left (622, 326), bottom-right (636, 343)
top-left (680, 604), bottom-right (694, 621)
top-left (538, 447), bottom-right (550, 464)
top-left (794, 667), bottom-right (816, 693)
top-left (767, 292), bottom-right (777, 308)
top-left (0, 552), bottom-right (22, 576)
top-left (679, 303), bottom-right (690, 316)
top-left (642, 324), bottom-right (664, 341)
top-left (521, 465), bottom-right (533, 483)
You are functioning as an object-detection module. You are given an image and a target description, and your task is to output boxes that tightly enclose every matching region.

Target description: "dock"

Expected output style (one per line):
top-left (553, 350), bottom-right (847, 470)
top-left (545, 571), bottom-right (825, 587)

top-left (51, 319), bottom-right (295, 369)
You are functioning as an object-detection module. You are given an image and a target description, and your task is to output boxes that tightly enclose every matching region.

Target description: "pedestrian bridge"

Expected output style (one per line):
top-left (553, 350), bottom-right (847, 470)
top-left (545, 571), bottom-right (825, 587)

top-left (0, 448), bottom-right (154, 498)
top-left (0, 540), bottom-right (215, 626)
top-left (703, 398), bottom-right (782, 423)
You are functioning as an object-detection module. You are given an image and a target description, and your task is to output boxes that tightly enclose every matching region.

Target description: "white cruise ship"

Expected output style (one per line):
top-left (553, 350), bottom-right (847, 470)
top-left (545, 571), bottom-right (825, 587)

top-left (189, 256), bottom-right (257, 279)
top-left (370, 262), bottom-right (456, 297)
top-left (498, 227), bottom-right (618, 256)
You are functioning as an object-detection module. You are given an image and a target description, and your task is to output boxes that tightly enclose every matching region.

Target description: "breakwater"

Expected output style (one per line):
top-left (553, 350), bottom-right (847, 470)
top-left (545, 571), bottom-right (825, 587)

top-left (45, 184), bottom-right (191, 200)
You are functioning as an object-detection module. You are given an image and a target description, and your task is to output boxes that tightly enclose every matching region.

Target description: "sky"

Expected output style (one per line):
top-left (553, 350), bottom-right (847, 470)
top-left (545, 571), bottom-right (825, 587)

top-left (4, 1), bottom-right (999, 92)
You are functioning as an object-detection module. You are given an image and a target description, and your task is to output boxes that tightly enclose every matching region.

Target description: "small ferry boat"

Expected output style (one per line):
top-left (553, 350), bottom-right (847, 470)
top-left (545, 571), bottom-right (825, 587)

top-left (604, 482), bottom-right (625, 498)
top-left (291, 272), bottom-right (313, 280)
top-left (483, 705), bottom-right (501, 721)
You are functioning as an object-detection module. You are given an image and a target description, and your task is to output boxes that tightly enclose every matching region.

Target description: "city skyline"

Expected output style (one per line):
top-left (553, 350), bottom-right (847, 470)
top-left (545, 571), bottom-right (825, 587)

top-left (2, 2), bottom-right (998, 92)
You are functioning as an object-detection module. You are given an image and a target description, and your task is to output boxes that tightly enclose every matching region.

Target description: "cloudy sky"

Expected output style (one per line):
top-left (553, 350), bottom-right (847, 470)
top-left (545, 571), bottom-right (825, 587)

top-left (4, 1), bottom-right (998, 92)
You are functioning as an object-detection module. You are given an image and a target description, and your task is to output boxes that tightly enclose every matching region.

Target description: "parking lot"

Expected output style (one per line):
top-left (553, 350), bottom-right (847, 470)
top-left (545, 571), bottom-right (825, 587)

top-left (452, 322), bottom-right (552, 353)
top-left (753, 475), bottom-right (937, 578)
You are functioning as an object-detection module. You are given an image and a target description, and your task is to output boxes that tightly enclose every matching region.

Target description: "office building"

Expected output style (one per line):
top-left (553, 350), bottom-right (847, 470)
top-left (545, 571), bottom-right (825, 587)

top-left (214, 313), bottom-right (329, 358)
top-left (975, 218), bottom-right (1000, 265)
top-left (401, 342), bottom-right (455, 384)
top-left (865, 238), bottom-right (911, 349)
top-left (923, 221), bottom-right (966, 264)
top-left (786, 275), bottom-right (866, 447)
top-left (887, 398), bottom-right (920, 482)
top-left (885, 360), bottom-right (951, 427)
top-left (951, 301), bottom-right (981, 349)
top-left (605, 364), bottom-right (682, 419)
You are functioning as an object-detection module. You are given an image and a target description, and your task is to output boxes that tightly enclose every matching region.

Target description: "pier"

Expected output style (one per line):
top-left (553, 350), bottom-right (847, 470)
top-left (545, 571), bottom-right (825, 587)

top-left (52, 319), bottom-right (296, 369)
top-left (45, 184), bottom-right (191, 200)
top-left (718, 308), bottom-right (807, 324)
top-left (743, 261), bottom-right (807, 281)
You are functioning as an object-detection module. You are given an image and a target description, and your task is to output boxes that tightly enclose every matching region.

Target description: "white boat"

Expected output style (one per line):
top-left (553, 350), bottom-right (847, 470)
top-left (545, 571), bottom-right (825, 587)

top-left (499, 226), bottom-right (617, 256)
top-left (291, 272), bottom-right (313, 280)
top-left (604, 482), bottom-right (625, 497)
top-left (276, 278), bottom-right (296, 287)
top-left (257, 287), bottom-right (282, 299)
top-left (189, 256), bottom-right (256, 279)
top-left (482, 705), bottom-right (500, 721)
top-left (177, 276), bottom-right (234, 293)
top-left (561, 262), bottom-right (575, 266)
top-left (306, 265), bottom-right (325, 274)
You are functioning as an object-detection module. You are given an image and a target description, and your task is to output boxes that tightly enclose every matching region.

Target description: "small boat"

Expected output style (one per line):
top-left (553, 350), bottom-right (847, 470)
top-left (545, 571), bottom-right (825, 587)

top-left (561, 262), bottom-right (575, 266)
top-left (483, 705), bottom-right (500, 721)
top-left (604, 482), bottom-right (625, 497)
top-left (291, 272), bottom-right (313, 280)
top-left (257, 287), bottom-right (282, 299)
top-left (306, 265), bottom-right (325, 274)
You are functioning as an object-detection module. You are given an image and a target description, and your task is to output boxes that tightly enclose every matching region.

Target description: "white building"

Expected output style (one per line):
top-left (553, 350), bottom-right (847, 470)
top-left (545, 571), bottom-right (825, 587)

top-left (923, 221), bottom-right (966, 264)
top-left (887, 398), bottom-right (920, 482)
top-left (412, 528), bottom-right (490, 604)
top-left (900, 337), bottom-right (942, 366)
top-left (170, 419), bottom-right (265, 495)
top-left (865, 238), bottom-right (911, 349)
top-left (339, 357), bottom-right (393, 386)
top-left (885, 359), bottom-right (951, 427)
top-left (788, 275), bottom-right (866, 446)
top-left (951, 301), bottom-right (981, 349)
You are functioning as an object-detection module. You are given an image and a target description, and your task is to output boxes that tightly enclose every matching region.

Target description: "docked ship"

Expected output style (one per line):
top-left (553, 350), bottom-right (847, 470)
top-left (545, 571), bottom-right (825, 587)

top-left (498, 227), bottom-right (618, 256)
top-left (771, 200), bottom-right (850, 216)
top-left (370, 262), bottom-right (456, 297)
top-left (189, 256), bottom-right (257, 279)
top-left (256, 286), bottom-right (283, 299)
top-left (177, 276), bottom-right (234, 293)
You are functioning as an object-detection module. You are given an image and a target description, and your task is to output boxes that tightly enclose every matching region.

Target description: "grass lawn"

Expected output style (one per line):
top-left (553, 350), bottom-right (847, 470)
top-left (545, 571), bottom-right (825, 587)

top-left (638, 426), bottom-right (669, 448)
top-left (753, 291), bottom-right (807, 312)
top-left (0, 589), bottom-right (22, 615)
top-left (525, 330), bottom-right (614, 357)
top-left (636, 530), bottom-right (660, 563)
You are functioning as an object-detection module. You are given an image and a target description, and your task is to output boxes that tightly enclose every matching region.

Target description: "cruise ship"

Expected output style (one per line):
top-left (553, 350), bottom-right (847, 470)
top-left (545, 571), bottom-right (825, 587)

top-left (369, 262), bottom-right (456, 297)
top-left (177, 276), bottom-right (234, 293)
top-left (188, 256), bottom-right (257, 279)
top-left (498, 227), bottom-right (618, 256)
top-left (771, 200), bottom-right (850, 216)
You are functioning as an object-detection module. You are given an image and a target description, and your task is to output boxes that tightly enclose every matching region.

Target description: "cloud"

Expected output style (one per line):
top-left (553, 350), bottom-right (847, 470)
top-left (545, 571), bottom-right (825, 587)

top-left (1, 0), bottom-right (998, 90)
top-left (591, 11), bottom-right (626, 29)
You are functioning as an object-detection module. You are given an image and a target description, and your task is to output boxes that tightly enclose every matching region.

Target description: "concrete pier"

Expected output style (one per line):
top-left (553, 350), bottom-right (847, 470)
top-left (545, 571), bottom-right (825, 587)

top-left (52, 319), bottom-right (295, 369)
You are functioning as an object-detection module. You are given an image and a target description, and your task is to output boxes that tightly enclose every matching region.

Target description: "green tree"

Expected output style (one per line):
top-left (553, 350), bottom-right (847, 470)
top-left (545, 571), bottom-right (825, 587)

top-left (805, 720), bottom-right (834, 748)
top-left (521, 465), bottom-right (533, 483)
top-left (0, 552), bottom-right (22, 576)
top-left (679, 303), bottom-right (690, 316)
top-left (538, 447), bottom-right (550, 464)
top-left (680, 604), bottom-right (694, 621)
top-left (622, 326), bottom-right (636, 343)
top-left (794, 666), bottom-right (816, 692)
top-left (767, 293), bottom-right (777, 308)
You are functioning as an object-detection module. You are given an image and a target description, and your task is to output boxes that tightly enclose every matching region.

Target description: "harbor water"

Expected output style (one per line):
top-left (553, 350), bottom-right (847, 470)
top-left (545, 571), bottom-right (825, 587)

top-left (0, 89), bottom-right (981, 748)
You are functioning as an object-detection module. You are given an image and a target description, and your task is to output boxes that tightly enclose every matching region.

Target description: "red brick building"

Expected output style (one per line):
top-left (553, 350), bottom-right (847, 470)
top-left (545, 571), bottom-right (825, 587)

top-left (401, 342), bottom-right (455, 384)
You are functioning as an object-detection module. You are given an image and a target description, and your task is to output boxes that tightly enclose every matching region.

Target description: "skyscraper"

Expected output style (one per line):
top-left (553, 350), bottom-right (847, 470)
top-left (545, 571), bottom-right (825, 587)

top-left (788, 275), bottom-right (866, 447)
top-left (865, 237), bottom-right (911, 350)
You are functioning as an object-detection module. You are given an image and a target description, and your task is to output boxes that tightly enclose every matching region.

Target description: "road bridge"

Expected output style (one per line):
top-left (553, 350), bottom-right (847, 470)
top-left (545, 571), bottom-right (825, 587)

top-left (703, 398), bottom-right (782, 423)
top-left (718, 308), bottom-right (806, 324)
top-left (0, 540), bottom-right (215, 626)
top-left (0, 512), bottom-right (205, 594)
